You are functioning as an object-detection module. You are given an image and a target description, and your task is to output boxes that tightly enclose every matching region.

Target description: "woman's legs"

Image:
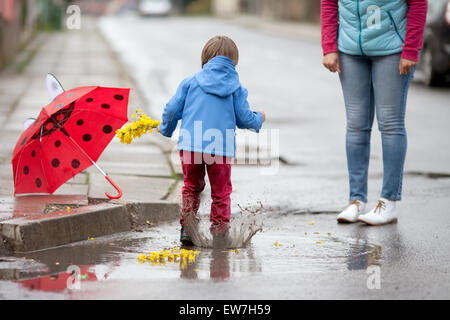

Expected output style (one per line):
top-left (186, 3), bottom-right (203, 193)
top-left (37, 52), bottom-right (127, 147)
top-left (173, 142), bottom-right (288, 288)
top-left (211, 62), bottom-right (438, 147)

top-left (339, 53), bottom-right (375, 203)
top-left (371, 53), bottom-right (414, 201)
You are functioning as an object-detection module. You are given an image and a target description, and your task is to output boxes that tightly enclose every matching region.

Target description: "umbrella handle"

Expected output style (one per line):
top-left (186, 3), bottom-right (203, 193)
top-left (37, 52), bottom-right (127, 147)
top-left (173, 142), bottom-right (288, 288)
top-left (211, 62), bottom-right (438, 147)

top-left (105, 175), bottom-right (122, 200)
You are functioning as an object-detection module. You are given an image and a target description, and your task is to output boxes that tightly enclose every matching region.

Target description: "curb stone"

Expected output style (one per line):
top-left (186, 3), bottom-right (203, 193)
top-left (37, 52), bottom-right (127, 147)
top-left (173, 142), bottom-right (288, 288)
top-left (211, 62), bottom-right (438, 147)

top-left (0, 201), bottom-right (180, 253)
top-left (0, 235), bottom-right (11, 255)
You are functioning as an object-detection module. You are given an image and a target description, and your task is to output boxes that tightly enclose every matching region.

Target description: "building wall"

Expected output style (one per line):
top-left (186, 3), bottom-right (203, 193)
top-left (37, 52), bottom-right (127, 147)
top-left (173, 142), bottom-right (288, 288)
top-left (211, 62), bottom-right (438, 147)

top-left (0, 0), bottom-right (40, 69)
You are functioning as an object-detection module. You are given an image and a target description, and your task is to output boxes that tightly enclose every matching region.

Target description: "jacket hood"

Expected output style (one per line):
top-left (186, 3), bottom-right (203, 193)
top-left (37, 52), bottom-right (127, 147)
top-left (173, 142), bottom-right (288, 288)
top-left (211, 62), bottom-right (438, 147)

top-left (194, 56), bottom-right (240, 97)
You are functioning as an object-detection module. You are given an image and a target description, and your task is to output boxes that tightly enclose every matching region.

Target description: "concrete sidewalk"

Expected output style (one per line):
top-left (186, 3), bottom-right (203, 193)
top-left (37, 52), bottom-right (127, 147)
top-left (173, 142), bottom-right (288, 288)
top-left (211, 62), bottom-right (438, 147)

top-left (0, 18), bottom-right (180, 253)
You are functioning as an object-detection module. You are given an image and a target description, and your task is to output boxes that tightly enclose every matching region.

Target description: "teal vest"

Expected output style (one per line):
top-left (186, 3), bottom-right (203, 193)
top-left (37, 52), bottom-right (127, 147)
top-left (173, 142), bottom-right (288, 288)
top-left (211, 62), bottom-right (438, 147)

top-left (338, 0), bottom-right (408, 56)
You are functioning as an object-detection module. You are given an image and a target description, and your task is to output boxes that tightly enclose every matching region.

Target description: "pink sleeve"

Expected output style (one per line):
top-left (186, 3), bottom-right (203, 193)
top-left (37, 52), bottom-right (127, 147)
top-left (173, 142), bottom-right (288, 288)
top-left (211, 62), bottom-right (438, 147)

top-left (403, 0), bottom-right (428, 61)
top-left (321, 0), bottom-right (339, 56)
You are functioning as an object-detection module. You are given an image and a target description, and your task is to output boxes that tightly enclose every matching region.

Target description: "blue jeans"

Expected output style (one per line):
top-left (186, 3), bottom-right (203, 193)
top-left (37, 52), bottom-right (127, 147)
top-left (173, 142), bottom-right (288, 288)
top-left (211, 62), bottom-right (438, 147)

top-left (338, 52), bottom-right (415, 202)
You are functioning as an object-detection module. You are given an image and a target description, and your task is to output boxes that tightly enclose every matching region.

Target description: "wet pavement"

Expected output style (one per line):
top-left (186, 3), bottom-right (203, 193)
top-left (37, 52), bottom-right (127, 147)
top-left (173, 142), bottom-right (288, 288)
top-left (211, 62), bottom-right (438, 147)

top-left (1, 194), bottom-right (449, 299)
top-left (0, 195), bottom-right (88, 221)
top-left (0, 14), bottom-right (449, 299)
top-left (0, 213), bottom-right (400, 299)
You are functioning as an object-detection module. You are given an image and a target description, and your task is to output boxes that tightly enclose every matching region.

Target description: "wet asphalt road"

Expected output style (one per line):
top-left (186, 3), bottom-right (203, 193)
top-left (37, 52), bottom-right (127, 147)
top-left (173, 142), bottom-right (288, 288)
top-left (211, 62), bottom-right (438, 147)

top-left (0, 14), bottom-right (449, 299)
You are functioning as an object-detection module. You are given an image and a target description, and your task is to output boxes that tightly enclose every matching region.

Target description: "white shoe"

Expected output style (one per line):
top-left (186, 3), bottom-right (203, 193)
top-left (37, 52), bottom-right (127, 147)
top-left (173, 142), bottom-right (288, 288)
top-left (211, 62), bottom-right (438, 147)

top-left (337, 200), bottom-right (366, 223)
top-left (358, 198), bottom-right (398, 226)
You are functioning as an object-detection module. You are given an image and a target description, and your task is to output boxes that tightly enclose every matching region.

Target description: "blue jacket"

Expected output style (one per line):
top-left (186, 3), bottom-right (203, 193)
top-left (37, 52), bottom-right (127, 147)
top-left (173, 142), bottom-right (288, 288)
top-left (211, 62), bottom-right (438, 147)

top-left (159, 56), bottom-right (263, 157)
top-left (338, 0), bottom-right (407, 56)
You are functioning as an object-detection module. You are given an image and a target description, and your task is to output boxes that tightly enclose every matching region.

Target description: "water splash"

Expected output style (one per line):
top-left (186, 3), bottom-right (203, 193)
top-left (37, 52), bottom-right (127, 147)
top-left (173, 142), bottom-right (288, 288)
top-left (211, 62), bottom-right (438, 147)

top-left (184, 203), bottom-right (264, 248)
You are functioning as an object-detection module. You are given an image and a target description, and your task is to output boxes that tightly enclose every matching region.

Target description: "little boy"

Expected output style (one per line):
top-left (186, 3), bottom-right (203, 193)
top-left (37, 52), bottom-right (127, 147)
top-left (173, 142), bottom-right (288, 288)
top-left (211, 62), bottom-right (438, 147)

top-left (159, 35), bottom-right (266, 247)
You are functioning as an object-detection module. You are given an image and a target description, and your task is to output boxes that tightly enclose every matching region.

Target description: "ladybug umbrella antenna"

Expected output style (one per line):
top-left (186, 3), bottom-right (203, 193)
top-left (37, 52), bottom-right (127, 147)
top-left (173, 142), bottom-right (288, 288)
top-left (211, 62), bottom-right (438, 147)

top-left (46, 73), bottom-right (65, 101)
top-left (23, 118), bottom-right (36, 131)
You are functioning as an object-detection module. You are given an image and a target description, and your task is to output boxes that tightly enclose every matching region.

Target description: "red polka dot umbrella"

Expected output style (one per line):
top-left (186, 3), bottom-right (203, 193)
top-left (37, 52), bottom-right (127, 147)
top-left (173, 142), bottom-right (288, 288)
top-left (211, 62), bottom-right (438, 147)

top-left (12, 80), bottom-right (130, 199)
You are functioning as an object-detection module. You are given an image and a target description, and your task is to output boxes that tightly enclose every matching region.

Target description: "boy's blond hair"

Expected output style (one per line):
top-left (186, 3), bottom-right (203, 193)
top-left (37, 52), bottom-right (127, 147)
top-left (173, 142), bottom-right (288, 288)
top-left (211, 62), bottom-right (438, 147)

top-left (201, 35), bottom-right (239, 67)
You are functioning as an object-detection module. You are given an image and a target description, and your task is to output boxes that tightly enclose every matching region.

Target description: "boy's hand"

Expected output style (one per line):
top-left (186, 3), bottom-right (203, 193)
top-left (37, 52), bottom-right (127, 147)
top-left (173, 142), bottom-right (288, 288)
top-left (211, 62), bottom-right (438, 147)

top-left (323, 52), bottom-right (341, 73)
top-left (259, 110), bottom-right (266, 122)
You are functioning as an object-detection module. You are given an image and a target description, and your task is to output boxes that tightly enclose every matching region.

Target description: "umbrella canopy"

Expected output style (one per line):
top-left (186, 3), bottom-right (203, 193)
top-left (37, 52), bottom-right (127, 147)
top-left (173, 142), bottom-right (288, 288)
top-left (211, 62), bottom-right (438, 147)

top-left (12, 86), bottom-right (129, 195)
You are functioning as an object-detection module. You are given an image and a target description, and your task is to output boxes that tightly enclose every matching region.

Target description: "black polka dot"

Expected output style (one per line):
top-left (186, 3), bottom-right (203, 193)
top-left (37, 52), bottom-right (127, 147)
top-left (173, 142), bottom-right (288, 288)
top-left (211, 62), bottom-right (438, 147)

top-left (54, 140), bottom-right (61, 147)
top-left (71, 159), bottom-right (80, 169)
top-left (76, 119), bottom-right (84, 126)
top-left (82, 134), bottom-right (92, 142)
top-left (101, 103), bottom-right (110, 109)
top-left (51, 158), bottom-right (60, 168)
top-left (86, 98), bottom-right (93, 102)
top-left (31, 150), bottom-right (36, 158)
top-left (114, 94), bottom-right (124, 101)
top-left (21, 137), bottom-right (27, 146)
top-left (35, 178), bottom-right (42, 188)
top-left (103, 125), bottom-right (112, 134)
top-left (23, 166), bottom-right (29, 175)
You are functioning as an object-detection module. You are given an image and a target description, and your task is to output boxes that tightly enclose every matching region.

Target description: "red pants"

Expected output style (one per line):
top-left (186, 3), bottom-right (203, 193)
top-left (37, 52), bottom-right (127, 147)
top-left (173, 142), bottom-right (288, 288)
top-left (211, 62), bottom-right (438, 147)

top-left (180, 151), bottom-right (232, 231)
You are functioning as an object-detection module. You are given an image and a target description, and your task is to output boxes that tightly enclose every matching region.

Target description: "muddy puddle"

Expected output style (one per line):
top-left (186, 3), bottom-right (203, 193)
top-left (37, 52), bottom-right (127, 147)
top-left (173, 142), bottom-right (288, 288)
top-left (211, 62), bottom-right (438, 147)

top-left (0, 211), bottom-right (387, 298)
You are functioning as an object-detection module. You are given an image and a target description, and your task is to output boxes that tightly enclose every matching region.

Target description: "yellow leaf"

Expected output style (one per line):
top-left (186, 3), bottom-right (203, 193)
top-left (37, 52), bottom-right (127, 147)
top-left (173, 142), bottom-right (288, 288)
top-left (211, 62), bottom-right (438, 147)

top-left (274, 241), bottom-right (282, 247)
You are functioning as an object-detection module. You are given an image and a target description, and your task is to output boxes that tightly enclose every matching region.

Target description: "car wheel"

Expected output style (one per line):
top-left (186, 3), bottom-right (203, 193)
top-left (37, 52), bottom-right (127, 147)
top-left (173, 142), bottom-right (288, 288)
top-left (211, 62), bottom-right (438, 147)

top-left (422, 45), bottom-right (445, 86)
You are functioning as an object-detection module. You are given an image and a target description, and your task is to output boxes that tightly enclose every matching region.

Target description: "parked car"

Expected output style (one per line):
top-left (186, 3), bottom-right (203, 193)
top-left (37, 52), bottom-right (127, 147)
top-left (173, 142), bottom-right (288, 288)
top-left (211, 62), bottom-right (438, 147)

top-left (419, 0), bottom-right (450, 86)
top-left (138, 0), bottom-right (172, 16)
